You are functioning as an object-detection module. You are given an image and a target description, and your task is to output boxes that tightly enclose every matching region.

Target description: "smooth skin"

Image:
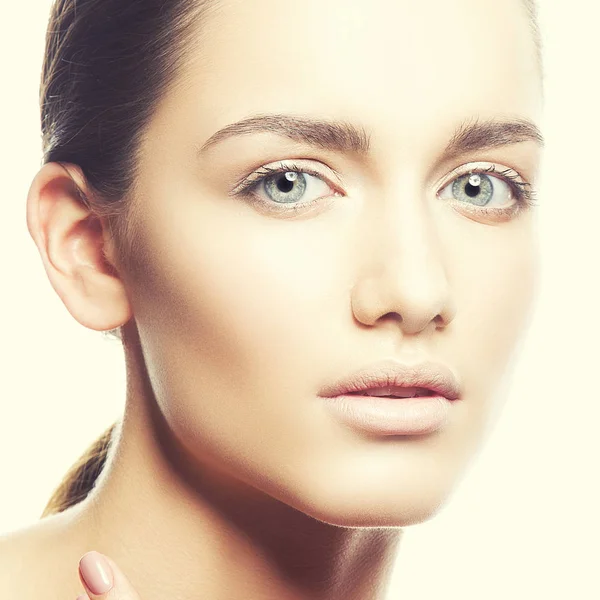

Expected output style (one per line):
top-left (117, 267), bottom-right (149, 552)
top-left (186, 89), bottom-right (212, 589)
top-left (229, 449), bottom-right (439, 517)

top-left (1, 0), bottom-right (542, 599)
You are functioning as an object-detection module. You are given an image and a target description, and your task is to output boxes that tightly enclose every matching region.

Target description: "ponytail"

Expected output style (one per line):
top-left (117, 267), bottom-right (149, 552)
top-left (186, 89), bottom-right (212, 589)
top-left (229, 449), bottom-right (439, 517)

top-left (41, 422), bottom-right (118, 518)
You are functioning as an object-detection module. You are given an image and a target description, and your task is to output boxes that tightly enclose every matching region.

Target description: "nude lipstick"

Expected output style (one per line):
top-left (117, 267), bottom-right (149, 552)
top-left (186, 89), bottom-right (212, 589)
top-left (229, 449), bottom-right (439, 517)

top-left (318, 359), bottom-right (462, 436)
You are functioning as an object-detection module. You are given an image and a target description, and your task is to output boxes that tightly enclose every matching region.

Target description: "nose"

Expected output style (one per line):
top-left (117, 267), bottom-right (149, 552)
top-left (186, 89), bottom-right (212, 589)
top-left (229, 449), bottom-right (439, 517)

top-left (350, 195), bottom-right (456, 336)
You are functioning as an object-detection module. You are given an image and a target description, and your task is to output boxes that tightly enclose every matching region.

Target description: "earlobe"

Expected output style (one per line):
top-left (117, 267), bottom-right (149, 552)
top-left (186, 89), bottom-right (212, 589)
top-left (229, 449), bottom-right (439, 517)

top-left (26, 162), bottom-right (133, 331)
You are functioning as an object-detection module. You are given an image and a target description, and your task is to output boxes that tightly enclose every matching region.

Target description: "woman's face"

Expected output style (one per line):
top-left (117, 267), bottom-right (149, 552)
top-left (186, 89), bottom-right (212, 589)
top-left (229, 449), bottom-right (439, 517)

top-left (120, 0), bottom-right (542, 526)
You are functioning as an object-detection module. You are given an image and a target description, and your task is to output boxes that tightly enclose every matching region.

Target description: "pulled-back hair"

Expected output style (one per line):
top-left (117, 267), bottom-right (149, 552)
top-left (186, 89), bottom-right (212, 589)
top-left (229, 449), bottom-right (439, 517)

top-left (39, 0), bottom-right (541, 519)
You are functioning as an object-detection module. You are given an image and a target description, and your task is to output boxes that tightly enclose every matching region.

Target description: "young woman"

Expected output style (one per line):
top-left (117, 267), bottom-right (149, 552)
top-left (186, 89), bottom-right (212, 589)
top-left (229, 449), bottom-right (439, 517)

top-left (0, 0), bottom-right (544, 598)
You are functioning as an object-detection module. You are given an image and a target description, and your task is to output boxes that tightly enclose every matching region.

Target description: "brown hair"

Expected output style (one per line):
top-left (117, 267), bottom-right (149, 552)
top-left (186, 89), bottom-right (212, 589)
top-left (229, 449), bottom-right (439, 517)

top-left (39, 0), bottom-right (541, 519)
top-left (41, 423), bottom-right (117, 517)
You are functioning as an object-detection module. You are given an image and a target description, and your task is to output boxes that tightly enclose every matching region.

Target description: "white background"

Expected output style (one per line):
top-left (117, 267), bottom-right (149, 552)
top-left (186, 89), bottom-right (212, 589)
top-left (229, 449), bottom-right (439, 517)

top-left (1, 1), bottom-right (598, 598)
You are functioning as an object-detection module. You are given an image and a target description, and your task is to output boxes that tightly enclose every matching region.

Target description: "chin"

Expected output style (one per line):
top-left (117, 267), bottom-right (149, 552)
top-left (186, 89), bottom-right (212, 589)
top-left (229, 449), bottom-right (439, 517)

top-left (295, 493), bottom-right (449, 529)
top-left (275, 473), bottom-right (458, 529)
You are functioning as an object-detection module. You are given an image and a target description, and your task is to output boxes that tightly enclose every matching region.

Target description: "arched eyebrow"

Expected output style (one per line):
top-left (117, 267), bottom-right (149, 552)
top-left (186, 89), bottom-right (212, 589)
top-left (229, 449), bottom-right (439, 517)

top-left (197, 113), bottom-right (544, 158)
top-left (443, 116), bottom-right (544, 161)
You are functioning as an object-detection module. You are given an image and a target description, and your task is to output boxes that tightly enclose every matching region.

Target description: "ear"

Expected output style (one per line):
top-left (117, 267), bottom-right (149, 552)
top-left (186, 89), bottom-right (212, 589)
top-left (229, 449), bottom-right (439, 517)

top-left (26, 162), bottom-right (133, 331)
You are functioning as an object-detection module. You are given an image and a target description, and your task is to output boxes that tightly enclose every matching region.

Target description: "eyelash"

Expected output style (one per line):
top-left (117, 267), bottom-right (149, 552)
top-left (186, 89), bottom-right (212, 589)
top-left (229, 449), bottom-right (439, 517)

top-left (450, 163), bottom-right (538, 219)
top-left (232, 161), bottom-right (538, 219)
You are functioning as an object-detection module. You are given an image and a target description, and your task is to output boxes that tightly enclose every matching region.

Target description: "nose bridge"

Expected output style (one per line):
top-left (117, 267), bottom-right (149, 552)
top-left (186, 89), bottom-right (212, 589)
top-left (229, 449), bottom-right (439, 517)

top-left (351, 188), bottom-right (455, 334)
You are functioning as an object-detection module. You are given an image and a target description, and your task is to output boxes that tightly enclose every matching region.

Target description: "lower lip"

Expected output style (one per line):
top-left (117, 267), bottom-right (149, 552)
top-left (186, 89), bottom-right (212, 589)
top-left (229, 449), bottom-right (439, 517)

top-left (322, 394), bottom-right (453, 436)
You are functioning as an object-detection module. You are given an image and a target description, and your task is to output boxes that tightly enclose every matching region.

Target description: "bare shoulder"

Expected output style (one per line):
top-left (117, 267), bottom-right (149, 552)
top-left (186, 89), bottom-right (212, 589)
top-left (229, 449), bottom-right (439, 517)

top-left (0, 510), bottom-right (89, 600)
top-left (0, 524), bottom-right (43, 598)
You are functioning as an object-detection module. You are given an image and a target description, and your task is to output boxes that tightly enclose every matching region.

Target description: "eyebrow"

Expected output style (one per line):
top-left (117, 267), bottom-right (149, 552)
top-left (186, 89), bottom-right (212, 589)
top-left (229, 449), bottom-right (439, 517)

top-left (444, 116), bottom-right (544, 159)
top-left (197, 113), bottom-right (544, 158)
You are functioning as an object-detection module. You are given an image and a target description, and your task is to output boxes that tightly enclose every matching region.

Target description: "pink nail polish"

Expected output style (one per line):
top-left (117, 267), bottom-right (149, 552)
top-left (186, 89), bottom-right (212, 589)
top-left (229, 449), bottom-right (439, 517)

top-left (76, 595), bottom-right (88, 600)
top-left (79, 551), bottom-right (114, 595)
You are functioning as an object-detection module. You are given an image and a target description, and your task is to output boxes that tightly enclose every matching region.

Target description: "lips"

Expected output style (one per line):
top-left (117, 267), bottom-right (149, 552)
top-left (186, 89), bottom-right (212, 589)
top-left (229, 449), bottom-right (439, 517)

top-left (318, 359), bottom-right (461, 401)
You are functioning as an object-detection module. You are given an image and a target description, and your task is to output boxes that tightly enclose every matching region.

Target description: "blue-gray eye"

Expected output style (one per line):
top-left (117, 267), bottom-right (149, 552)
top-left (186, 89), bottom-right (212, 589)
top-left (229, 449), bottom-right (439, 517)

top-left (263, 171), bottom-right (308, 204)
top-left (451, 172), bottom-right (496, 206)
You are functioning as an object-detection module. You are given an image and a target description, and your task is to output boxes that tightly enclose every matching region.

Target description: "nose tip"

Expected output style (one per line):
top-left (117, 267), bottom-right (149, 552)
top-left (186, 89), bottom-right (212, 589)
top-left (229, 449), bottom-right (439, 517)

top-left (352, 286), bottom-right (455, 335)
top-left (350, 240), bottom-right (456, 335)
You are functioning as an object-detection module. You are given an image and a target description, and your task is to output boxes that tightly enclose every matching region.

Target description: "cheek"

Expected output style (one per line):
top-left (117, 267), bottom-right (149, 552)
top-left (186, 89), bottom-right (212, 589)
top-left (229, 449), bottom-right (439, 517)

top-left (123, 191), bottom-right (354, 499)
top-left (142, 209), bottom-right (326, 363)
top-left (462, 223), bottom-right (538, 371)
top-left (449, 218), bottom-right (539, 433)
top-left (126, 188), bottom-right (334, 432)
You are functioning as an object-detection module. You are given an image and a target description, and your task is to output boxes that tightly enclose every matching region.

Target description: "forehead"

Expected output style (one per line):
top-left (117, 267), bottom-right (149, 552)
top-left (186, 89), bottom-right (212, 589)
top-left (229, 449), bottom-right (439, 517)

top-left (161, 0), bottom-right (541, 160)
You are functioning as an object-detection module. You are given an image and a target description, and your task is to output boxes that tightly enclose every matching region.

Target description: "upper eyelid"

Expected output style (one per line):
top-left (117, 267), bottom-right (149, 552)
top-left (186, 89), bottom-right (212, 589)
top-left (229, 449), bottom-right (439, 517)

top-left (446, 162), bottom-right (525, 178)
top-left (439, 163), bottom-right (528, 188)
top-left (231, 159), bottom-right (342, 195)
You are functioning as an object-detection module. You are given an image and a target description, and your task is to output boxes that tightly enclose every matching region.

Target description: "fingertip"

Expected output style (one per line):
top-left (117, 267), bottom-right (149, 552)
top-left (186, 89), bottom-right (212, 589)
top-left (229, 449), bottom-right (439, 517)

top-left (79, 550), bottom-right (114, 595)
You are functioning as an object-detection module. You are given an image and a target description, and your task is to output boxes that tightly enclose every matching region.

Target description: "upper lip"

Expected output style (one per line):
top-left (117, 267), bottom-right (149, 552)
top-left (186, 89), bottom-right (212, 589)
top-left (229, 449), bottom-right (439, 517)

top-left (318, 359), bottom-right (462, 400)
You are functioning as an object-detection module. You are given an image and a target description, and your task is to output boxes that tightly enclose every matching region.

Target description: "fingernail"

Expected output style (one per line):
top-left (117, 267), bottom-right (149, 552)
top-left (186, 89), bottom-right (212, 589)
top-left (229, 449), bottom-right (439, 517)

top-left (77, 595), bottom-right (89, 600)
top-left (79, 551), bottom-right (114, 595)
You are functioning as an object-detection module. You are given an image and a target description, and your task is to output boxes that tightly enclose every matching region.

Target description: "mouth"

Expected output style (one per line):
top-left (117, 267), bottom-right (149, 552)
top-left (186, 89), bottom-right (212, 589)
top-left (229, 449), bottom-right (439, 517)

top-left (346, 386), bottom-right (435, 399)
top-left (319, 359), bottom-right (461, 436)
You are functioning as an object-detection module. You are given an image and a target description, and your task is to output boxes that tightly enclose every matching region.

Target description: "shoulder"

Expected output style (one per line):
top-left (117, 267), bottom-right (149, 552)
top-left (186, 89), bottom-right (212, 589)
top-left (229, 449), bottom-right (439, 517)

top-left (0, 510), bottom-right (87, 600)
top-left (0, 525), bottom-right (39, 599)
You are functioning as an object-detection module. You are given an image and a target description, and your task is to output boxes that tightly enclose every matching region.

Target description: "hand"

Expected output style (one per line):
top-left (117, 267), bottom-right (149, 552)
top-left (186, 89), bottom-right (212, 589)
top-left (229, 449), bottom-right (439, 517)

top-left (76, 551), bottom-right (141, 600)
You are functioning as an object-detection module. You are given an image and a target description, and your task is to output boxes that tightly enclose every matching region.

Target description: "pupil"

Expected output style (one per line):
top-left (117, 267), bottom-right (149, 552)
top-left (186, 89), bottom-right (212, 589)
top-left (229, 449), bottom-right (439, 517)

top-left (277, 174), bottom-right (295, 193)
top-left (464, 182), bottom-right (480, 197)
